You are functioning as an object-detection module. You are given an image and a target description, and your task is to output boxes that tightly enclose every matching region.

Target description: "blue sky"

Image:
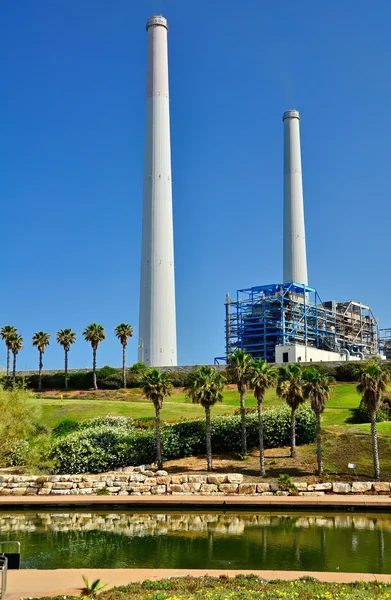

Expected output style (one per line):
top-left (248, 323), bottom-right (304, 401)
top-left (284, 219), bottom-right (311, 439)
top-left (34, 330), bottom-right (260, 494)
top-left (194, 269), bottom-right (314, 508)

top-left (1, 0), bottom-right (390, 371)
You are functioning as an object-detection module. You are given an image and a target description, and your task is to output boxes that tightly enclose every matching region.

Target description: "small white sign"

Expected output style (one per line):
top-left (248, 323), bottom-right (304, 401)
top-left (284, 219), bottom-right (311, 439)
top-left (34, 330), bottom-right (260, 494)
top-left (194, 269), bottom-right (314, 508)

top-left (348, 463), bottom-right (356, 469)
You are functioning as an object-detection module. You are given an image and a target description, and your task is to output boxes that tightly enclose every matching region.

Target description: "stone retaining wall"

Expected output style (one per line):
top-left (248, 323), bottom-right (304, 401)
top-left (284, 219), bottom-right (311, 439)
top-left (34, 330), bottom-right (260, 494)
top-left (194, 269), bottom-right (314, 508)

top-left (0, 467), bottom-right (389, 496)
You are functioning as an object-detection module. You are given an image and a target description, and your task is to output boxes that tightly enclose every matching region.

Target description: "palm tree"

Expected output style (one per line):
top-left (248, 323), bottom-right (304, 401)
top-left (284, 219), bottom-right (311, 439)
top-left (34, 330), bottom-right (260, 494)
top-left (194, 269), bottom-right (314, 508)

top-left (114, 323), bottom-right (134, 388)
top-left (142, 368), bottom-right (173, 470)
top-left (277, 364), bottom-right (305, 458)
top-left (186, 366), bottom-right (225, 471)
top-left (32, 332), bottom-right (50, 392)
top-left (0, 325), bottom-right (17, 376)
top-left (357, 362), bottom-right (390, 480)
top-left (303, 367), bottom-right (332, 475)
top-left (8, 333), bottom-right (23, 384)
top-left (227, 348), bottom-right (253, 456)
top-left (83, 324), bottom-right (106, 390)
top-left (250, 359), bottom-right (278, 476)
top-left (56, 329), bottom-right (76, 389)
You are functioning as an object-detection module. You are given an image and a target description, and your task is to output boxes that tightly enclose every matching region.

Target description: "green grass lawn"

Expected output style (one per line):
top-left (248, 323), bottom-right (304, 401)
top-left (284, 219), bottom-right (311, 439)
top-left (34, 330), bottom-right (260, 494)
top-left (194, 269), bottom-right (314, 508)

top-left (33, 383), bottom-right (362, 430)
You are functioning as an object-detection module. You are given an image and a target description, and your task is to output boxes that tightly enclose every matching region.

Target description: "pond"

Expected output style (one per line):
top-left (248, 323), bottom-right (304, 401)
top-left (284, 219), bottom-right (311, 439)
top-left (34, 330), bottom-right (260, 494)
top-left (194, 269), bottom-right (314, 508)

top-left (0, 509), bottom-right (389, 572)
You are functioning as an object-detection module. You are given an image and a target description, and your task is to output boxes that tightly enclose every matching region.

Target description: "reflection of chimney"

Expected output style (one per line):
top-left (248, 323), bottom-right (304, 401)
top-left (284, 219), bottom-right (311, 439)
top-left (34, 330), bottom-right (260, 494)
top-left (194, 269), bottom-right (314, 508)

top-left (138, 16), bottom-right (177, 366)
top-left (283, 110), bottom-right (308, 286)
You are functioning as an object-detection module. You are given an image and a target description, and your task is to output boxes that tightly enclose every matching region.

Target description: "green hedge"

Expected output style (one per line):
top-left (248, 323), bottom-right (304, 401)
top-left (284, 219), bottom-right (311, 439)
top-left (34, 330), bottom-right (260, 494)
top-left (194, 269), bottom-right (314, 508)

top-left (49, 404), bottom-right (316, 474)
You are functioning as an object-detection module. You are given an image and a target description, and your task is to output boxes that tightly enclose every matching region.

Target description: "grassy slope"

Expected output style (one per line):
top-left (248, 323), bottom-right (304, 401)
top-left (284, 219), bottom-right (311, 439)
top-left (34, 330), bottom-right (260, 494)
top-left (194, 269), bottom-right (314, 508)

top-left (33, 383), bottom-right (360, 429)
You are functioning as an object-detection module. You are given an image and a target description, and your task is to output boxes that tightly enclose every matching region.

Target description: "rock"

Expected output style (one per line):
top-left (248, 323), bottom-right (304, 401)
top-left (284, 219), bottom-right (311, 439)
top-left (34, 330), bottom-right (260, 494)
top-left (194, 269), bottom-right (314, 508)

top-left (226, 474), bottom-right (243, 484)
top-left (182, 483), bottom-right (201, 493)
top-left (261, 492), bottom-right (274, 496)
top-left (351, 482), bottom-right (372, 493)
top-left (299, 491), bottom-right (325, 496)
top-left (188, 475), bottom-right (207, 483)
top-left (238, 483), bottom-right (257, 495)
top-left (155, 470), bottom-right (168, 476)
top-left (307, 483), bottom-right (332, 491)
top-left (52, 482), bottom-right (73, 490)
top-left (167, 484), bottom-right (183, 493)
top-left (156, 476), bottom-right (171, 485)
top-left (200, 484), bottom-right (218, 493)
top-left (77, 482), bottom-right (94, 489)
top-left (50, 489), bottom-right (70, 495)
top-left (373, 482), bottom-right (390, 492)
top-left (256, 483), bottom-right (270, 492)
top-left (270, 482), bottom-right (279, 492)
top-left (171, 475), bottom-right (188, 484)
top-left (292, 482), bottom-right (308, 491)
top-left (117, 490), bottom-right (129, 496)
top-left (38, 488), bottom-right (52, 495)
top-left (332, 483), bottom-right (351, 494)
top-left (219, 484), bottom-right (238, 494)
top-left (207, 474), bottom-right (228, 484)
top-left (141, 470), bottom-right (155, 477)
top-left (151, 485), bottom-right (166, 495)
top-left (113, 475), bottom-right (129, 482)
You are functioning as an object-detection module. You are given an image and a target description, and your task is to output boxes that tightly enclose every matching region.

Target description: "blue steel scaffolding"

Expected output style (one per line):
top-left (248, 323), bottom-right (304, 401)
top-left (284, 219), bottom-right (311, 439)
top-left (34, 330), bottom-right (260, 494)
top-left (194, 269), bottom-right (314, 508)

top-left (224, 282), bottom-right (338, 363)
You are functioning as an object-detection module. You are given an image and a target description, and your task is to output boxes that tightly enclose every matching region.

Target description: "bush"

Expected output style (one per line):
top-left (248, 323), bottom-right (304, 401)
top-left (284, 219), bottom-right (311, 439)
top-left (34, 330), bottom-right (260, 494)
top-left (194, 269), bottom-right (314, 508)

top-left (79, 415), bottom-right (134, 430)
top-left (49, 426), bottom-right (156, 474)
top-left (9, 440), bottom-right (30, 466)
top-left (356, 393), bottom-right (391, 423)
top-left (49, 404), bottom-right (316, 474)
top-left (0, 386), bottom-right (40, 467)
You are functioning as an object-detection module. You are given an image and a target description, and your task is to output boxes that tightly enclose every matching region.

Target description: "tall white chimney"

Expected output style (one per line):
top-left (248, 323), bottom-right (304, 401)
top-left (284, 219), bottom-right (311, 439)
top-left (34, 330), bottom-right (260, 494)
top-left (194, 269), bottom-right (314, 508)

top-left (283, 110), bottom-right (308, 286)
top-left (138, 15), bottom-right (177, 366)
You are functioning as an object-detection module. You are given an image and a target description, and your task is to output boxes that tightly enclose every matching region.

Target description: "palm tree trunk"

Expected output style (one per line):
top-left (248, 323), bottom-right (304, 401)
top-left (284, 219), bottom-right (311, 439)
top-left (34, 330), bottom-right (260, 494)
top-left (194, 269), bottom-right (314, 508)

top-left (93, 347), bottom-right (97, 390)
top-left (316, 411), bottom-right (323, 475)
top-left (205, 405), bottom-right (213, 471)
top-left (257, 400), bottom-right (266, 477)
top-left (12, 352), bottom-right (16, 384)
top-left (155, 405), bottom-right (163, 470)
top-left (6, 347), bottom-right (10, 377)
top-left (240, 390), bottom-right (247, 456)
top-left (290, 407), bottom-right (296, 458)
top-left (122, 343), bottom-right (126, 389)
top-left (38, 350), bottom-right (43, 392)
top-left (370, 408), bottom-right (380, 480)
top-left (64, 349), bottom-right (68, 390)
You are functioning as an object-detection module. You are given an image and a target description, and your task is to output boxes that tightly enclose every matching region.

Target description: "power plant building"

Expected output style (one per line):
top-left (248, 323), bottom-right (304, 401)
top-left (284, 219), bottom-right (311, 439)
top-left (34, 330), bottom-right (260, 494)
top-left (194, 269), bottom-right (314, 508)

top-left (221, 111), bottom-right (379, 364)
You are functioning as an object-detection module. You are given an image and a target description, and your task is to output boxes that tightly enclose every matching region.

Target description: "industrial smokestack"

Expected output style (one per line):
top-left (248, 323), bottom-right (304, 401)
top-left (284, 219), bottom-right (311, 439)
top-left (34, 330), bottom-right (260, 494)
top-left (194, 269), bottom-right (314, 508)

top-left (138, 15), bottom-right (177, 366)
top-left (283, 110), bottom-right (308, 286)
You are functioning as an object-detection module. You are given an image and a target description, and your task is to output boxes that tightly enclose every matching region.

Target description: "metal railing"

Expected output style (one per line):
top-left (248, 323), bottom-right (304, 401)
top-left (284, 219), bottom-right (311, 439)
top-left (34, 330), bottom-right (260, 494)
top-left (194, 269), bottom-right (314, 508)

top-left (0, 555), bottom-right (8, 600)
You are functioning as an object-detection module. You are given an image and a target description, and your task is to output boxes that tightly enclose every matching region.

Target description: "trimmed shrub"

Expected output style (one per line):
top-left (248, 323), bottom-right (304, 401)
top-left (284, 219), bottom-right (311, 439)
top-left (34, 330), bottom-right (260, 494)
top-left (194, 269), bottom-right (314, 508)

top-left (79, 415), bottom-right (134, 430)
top-left (49, 404), bottom-right (316, 474)
top-left (49, 426), bottom-right (156, 474)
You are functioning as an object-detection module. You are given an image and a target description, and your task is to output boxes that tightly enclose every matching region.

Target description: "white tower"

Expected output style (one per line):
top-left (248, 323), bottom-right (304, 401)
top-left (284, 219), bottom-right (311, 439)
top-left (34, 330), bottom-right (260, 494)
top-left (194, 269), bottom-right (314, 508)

top-left (138, 15), bottom-right (177, 366)
top-left (283, 110), bottom-right (308, 286)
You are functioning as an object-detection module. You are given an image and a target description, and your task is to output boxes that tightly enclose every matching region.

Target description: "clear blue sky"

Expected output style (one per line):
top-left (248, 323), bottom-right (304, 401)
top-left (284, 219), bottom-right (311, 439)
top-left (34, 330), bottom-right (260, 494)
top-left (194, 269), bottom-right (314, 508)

top-left (1, 0), bottom-right (390, 371)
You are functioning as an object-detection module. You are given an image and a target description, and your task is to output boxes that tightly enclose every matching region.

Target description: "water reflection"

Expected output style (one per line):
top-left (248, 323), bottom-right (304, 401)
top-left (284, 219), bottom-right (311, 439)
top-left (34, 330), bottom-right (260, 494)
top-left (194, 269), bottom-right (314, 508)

top-left (0, 510), bottom-right (389, 572)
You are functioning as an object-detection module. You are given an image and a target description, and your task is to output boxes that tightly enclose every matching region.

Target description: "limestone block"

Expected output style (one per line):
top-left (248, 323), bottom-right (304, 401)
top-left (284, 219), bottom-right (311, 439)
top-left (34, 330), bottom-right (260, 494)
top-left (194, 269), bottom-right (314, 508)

top-left (307, 483), bottom-right (332, 491)
top-left (219, 484), bottom-right (238, 494)
top-left (292, 482), bottom-right (308, 491)
top-left (92, 482), bottom-right (106, 489)
top-left (143, 477), bottom-right (157, 485)
top-left (151, 485), bottom-right (167, 495)
top-left (77, 482), bottom-right (95, 489)
top-left (171, 475), bottom-right (188, 484)
top-left (11, 488), bottom-right (27, 495)
top-left (351, 482), bottom-right (372, 493)
top-left (48, 476), bottom-right (61, 482)
top-left (299, 491), bottom-right (325, 496)
top-left (332, 482), bottom-right (351, 493)
top-left (141, 470), bottom-right (155, 477)
top-left (256, 483), bottom-right (271, 492)
top-left (77, 488), bottom-right (93, 495)
top-left (42, 482), bottom-right (53, 489)
top-left (238, 483), bottom-right (257, 495)
top-left (106, 487), bottom-right (121, 493)
top-left (167, 484), bottom-right (183, 493)
top-left (117, 490), bottom-right (129, 496)
top-left (226, 474), bottom-right (243, 484)
top-left (373, 482), bottom-right (390, 492)
top-left (38, 488), bottom-right (52, 495)
top-left (70, 475), bottom-right (84, 482)
top-left (156, 476), bottom-right (171, 485)
top-left (50, 489), bottom-right (71, 495)
top-left (188, 475), bottom-right (207, 483)
top-left (270, 482), bottom-right (279, 492)
top-left (207, 474), bottom-right (228, 484)
top-left (261, 492), bottom-right (274, 496)
top-left (25, 488), bottom-right (38, 496)
top-left (0, 489), bottom-right (11, 495)
top-left (59, 475), bottom-right (71, 482)
top-left (52, 482), bottom-right (73, 490)
top-left (200, 484), bottom-right (218, 493)
top-left (155, 470), bottom-right (168, 476)
top-left (182, 483), bottom-right (201, 493)
top-left (113, 475), bottom-right (129, 482)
